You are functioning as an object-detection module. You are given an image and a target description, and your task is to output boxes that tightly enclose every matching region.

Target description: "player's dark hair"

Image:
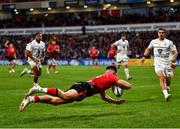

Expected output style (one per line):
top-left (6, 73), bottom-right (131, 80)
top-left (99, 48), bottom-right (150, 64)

top-left (106, 65), bottom-right (117, 72)
top-left (158, 28), bottom-right (166, 33)
top-left (34, 32), bottom-right (41, 37)
top-left (121, 33), bottom-right (126, 37)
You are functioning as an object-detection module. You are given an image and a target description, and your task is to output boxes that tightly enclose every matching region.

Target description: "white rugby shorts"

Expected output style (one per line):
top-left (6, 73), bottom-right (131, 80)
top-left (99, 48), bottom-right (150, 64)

top-left (48, 58), bottom-right (57, 66)
top-left (116, 53), bottom-right (129, 63)
top-left (155, 63), bottom-right (173, 76)
top-left (28, 60), bottom-right (42, 69)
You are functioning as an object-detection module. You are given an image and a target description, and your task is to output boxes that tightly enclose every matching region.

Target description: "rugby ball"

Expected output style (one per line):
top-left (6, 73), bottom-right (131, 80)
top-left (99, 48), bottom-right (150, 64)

top-left (112, 85), bottom-right (123, 97)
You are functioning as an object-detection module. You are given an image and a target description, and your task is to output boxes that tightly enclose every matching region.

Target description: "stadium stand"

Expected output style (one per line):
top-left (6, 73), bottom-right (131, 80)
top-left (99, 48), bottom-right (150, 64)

top-left (0, 0), bottom-right (179, 61)
top-left (0, 10), bottom-right (179, 28)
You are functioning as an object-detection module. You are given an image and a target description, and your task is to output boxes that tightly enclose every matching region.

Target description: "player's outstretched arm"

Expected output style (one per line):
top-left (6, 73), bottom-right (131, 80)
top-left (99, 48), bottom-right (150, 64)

top-left (116, 80), bottom-right (132, 89)
top-left (4, 40), bottom-right (9, 47)
top-left (100, 91), bottom-right (126, 104)
top-left (171, 50), bottom-right (178, 68)
top-left (141, 48), bottom-right (151, 64)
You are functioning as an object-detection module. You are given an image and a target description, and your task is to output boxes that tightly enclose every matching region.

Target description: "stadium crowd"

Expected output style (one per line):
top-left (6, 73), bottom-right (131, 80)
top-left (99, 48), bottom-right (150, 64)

top-left (0, 9), bottom-right (179, 28)
top-left (0, 0), bottom-right (43, 3)
top-left (0, 30), bottom-right (179, 60)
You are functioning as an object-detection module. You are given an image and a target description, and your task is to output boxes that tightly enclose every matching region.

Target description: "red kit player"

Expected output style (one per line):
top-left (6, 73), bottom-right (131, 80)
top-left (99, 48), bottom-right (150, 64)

top-left (47, 41), bottom-right (60, 74)
top-left (5, 41), bottom-right (17, 73)
top-left (19, 65), bottom-right (132, 112)
top-left (88, 46), bottom-right (99, 66)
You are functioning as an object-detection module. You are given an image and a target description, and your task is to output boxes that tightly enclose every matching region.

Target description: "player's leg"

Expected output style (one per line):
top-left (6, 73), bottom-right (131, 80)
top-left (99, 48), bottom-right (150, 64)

top-left (164, 66), bottom-right (174, 93)
top-left (92, 58), bottom-right (95, 66)
top-left (123, 56), bottom-right (132, 80)
top-left (21, 87), bottom-right (80, 112)
top-left (166, 75), bottom-right (171, 93)
top-left (31, 65), bottom-right (41, 86)
top-left (116, 62), bottom-right (121, 69)
top-left (20, 67), bottom-right (32, 77)
top-left (116, 54), bottom-right (122, 69)
top-left (11, 59), bottom-right (16, 72)
top-left (124, 63), bottom-right (132, 80)
top-left (21, 83), bottom-right (92, 112)
top-left (32, 67), bottom-right (38, 84)
top-left (21, 60), bottom-right (35, 76)
top-left (27, 85), bottom-right (79, 101)
top-left (48, 65), bottom-right (51, 73)
top-left (8, 61), bottom-right (12, 73)
top-left (47, 59), bottom-right (52, 74)
top-left (8, 58), bottom-right (13, 73)
top-left (94, 58), bottom-right (99, 67)
top-left (155, 69), bottom-right (171, 101)
top-left (52, 58), bottom-right (58, 73)
top-left (19, 95), bottom-right (71, 112)
top-left (52, 64), bottom-right (56, 72)
top-left (47, 64), bottom-right (51, 74)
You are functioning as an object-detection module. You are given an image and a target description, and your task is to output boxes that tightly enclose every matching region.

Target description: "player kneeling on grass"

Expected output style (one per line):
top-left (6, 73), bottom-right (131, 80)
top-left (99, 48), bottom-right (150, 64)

top-left (19, 65), bottom-right (132, 112)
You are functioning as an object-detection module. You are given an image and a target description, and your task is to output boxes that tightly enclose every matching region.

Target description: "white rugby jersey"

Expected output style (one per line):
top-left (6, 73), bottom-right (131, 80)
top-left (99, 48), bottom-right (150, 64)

top-left (148, 38), bottom-right (174, 65)
top-left (26, 39), bottom-right (46, 62)
top-left (113, 39), bottom-right (129, 55)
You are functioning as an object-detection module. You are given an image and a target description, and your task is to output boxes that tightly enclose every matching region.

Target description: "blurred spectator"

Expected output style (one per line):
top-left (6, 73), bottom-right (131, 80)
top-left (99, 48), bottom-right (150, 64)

top-left (0, 9), bottom-right (179, 28)
top-left (0, 30), bottom-right (179, 60)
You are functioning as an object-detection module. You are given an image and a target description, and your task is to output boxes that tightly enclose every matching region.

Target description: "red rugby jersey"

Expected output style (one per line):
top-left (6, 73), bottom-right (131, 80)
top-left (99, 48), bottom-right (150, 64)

top-left (6, 46), bottom-right (16, 57)
top-left (89, 71), bottom-right (119, 93)
top-left (47, 44), bottom-right (59, 58)
top-left (89, 48), bottom-right (99, 57)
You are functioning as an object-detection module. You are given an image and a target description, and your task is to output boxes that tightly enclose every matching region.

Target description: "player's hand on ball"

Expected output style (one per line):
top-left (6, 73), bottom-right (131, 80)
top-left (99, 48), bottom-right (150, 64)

top-left (115, 99), bottom-right (126, 104)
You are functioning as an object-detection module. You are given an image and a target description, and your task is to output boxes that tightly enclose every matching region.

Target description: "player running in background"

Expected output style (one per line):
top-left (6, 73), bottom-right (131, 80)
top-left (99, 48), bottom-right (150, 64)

top-left (141, 28), bottom-right (177, 101)
top-left (5, 41), bottom-right (17, 73)
top-left (108, 46), bottom-right (116, 65)
top-left (111, 33), bottom-right (132, 80)
top-left (47, 40), bottom-right (60, 74)
top-left (88, 46), bottom-right (99, 67)
top-left (19, 65), bottom-right (132, 112)
top-left (20, 32), bottom-right (46, 87)
top-left (20, 38), bottom-right (34, 77)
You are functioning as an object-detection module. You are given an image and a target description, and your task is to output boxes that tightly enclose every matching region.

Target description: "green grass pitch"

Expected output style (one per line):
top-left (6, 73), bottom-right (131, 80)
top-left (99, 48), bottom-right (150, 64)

top-left (0, 65), bottom-right (180, 128)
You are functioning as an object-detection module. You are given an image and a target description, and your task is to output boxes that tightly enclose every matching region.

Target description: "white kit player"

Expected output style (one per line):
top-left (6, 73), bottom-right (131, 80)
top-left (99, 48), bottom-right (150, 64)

top-left (21, 32), bottom-right (46, 88)
top-left (141, 28), bottom-right (177, 101)
top-left (112, 33), bottom-right (132, 80)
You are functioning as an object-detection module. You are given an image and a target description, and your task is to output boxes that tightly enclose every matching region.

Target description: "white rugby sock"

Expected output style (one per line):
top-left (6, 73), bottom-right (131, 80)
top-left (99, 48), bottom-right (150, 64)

top-left (33, 84), bottom-right (47, 93)
top-left (40, 88), bottom-right (48, 93)
top-left (163, 89), bottom-right (169, 98)
top-left (29, 96), bottom-right (35, 102)
top-left (34, 83), bottom-right (38, 86)
top-left (27, 70), bottom-right (31, 74)
top-left (124, 68), bottom-right (130, 78)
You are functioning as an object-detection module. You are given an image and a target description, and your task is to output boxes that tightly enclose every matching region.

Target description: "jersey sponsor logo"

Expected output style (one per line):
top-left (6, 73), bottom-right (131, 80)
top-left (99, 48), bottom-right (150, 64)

top-left (158, 49), bottom-right (163, 54)
top-left (154, 54), bottom-right (169, 58)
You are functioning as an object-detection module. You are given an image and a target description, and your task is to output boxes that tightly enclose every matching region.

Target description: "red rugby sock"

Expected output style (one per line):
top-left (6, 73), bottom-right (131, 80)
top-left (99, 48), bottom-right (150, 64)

top-left (47, 88), bottom-right (58, 96)
top-left (34, 96), bottom-right (39, 103)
